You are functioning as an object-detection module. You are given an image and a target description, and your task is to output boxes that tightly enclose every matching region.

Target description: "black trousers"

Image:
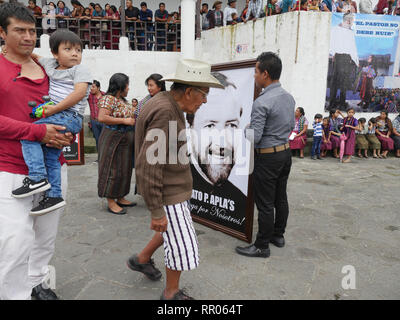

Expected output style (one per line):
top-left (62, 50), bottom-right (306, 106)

top-left (253, 149), bottom-right (292, 249)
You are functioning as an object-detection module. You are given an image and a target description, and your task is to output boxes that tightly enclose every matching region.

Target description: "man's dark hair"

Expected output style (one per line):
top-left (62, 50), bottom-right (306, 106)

top-left (159, 2), bottom-right (165, 7)
top-left (29, 0), bottom-right (37, 5)
top-left (145, 73), bottom-right (166, 92)
top-left (106, 73), bottom-right (129, 101)
top-left (71, 0), bottom-right (83, 7)
top-left (90, 2), bottom-right (95, 7)
top-left (314, 113), bottom-right (323, 120)
top-left (93, 80), bottom-right (100, 88)
top-left (256, 52), bottom-right (282, 80)
top-left (358, 117), bottom-right (366, 124)
top-left (0, 2), bottom-right (36, 33)
top-left (140, 2), bottom-right (147, 7)
top-left (202, 3), bottom-right (208, 7)
top-left (50, 29), bottom-right (83, 54)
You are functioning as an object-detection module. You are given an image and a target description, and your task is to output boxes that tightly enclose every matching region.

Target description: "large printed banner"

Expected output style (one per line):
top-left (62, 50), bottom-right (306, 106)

top-left (185, 61), bottom-right (256, 243)
top-left (326, 13), bottom-right (400, 113)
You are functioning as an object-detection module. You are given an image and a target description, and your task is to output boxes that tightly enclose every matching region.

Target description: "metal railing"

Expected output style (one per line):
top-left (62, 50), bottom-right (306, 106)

top-left (0, 17), bottom-right (181, 51)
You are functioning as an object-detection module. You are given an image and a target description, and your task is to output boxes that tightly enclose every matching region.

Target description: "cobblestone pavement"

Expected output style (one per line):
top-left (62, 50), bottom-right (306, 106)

top-left (52, 153), bottom-right (400, 300)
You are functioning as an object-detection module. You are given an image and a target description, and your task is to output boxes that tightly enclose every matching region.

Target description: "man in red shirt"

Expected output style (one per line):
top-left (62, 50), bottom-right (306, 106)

top-left (0, 2), bottom-right (73, 300)
top-left (87, 80), bottom-right (105, 154)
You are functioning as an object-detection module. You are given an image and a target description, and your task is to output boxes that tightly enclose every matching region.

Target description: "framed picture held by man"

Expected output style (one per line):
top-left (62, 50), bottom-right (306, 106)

top-left (186, 59), bottom-right (259, 243)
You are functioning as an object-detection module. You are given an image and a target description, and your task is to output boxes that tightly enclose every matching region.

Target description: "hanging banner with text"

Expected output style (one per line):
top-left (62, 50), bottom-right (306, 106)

top-left (326, 13), bottom-right (400, 113)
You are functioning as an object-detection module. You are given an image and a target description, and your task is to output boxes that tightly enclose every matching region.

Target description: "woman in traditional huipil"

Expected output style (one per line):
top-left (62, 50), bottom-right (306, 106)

top-left (289, 107), bottom-right (308, 158)
top-left (97, 73), bottom-right (136, 215)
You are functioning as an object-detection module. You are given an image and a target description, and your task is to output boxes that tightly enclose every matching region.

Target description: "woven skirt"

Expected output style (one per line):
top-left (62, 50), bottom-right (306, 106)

top-left (98, 127), bottom-right (134, 198)
top-left (356, 135), bottom-right (369, 149)
top-left (366, 134), bottom-right (381, 150)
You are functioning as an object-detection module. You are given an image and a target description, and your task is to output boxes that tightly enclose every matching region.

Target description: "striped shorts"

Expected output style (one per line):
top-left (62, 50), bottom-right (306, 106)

top-left (162, 201), bottom-right (200, 271)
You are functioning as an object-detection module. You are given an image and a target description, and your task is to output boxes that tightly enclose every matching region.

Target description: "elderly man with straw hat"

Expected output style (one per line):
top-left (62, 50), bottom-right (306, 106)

top-left (127, 59), bottom-right (223, 300)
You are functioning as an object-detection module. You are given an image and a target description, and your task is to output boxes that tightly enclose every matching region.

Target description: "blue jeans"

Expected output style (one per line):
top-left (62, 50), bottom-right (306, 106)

top-left (21, 110), bottom-right (82, 198)
top-left (90, 119), bottom-right (104, 152)
top-left (311, 136), bottom-right (322, 157)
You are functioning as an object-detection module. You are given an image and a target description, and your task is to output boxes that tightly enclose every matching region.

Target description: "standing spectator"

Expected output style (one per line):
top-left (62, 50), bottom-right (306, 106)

top-left (281, 0), bottom-right (296, 13)
top-left (56, 1), bottom-right (71, 29)
top-left (105, 3), bottom-right (111, 16)
top-left (241, 0), bottom-right (250, 22)
top-left (27, 0), bottom-right (42, 16)
top-left (92, 3), bottom-right (105, 18)
top-left (134, 73), bottom-right (166, 119)
top-left (308, 0), bottom-right (321, 11)
top-left (321, 0), bottom-right (337, 11)
top-left (375, 111), bottom-right (394, 158)
top-left (207, 1), bottom-right (224, 29)
top-left (56, 1), bottom-right (71, 17)
top-left (356, 118), bottom-right (369, 158)
top-left (125, 0), bottom-right (139, 49)
top-left (224, 0), bottom-right (238, 26)
top-left (374, 0), bottom-right (389, 14)
top-left (97, 73), bottom-right (136, 215)
top-left (88, 2), bottom-right (95, 15)
top-left (329, 108), bottom-right (344, 158)
top-left (129, 59), bottom-right (223, 300)
top-left (71, 0), bottom-right (84, 17)
top-left (88, 80), bottom-right (105, 155)
top-left (391, 110), bottom-right (400, 157)
top-left (132, 98), bottom-right (138, 108)
top-left (236, 52), bottom-right (295, 259)
top-left (138, 2), bottom-right (153, 51)
top-left (201, 3), bottom-right (210, 30)
top-left (339, 107), bottom-right (358, 163)
top-left (337, 0), bottom-right (357, 12)
top-left (246, 0), bottom-right (264, 20)
top-left (155, 2), bottom-right (168, 51)
top-left (0, 2), bottom-right (73, 300)
top-left (359, 0), bottom-right (373, 13)
top-left (289, 107), bottom-right (308, 158)
top-left (311, 114), bottom-right (324, 160)
top-left (266, 0), bottom-right (279, 15)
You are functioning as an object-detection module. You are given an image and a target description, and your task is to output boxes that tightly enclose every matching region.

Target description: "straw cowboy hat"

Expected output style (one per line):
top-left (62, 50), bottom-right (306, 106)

top-left (212, 1), bottom-right (222, 9)
top-left (161, 59), bottom-right (224, 89)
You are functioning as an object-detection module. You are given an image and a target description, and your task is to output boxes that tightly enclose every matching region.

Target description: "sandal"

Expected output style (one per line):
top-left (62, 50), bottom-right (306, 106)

top-left (160, 289), bottom-right (194, 300)
top-left (357, 154), bottom-right (363, 158)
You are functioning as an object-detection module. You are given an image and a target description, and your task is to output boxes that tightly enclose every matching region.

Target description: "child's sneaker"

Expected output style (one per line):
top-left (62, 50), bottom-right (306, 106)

top-left (12, 178), bottom-right (51, 198)
top-left (30, 196), bottom-right (66, 216)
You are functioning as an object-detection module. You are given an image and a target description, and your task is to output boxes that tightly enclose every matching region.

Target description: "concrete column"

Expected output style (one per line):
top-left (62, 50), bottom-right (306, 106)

top-left (181, 0), bottom-right (196, 59)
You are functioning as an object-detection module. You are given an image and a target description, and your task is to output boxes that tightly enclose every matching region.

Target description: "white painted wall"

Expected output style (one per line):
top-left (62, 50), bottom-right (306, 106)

top-left (34, 35), bottom-right (181, 115)
top-left (196, 11), bottom-right (399, 122)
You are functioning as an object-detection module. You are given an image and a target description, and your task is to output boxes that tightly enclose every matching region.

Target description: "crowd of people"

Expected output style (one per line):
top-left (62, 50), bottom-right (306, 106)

top-left (23, 0), bottom-right (182, 50)
top-left (26, 0), bottom-right (181, 22)
top-left (289, 107), bottom-right (400, 161)
top-left (201, 0), bottom-right (400, 30)
top-left (1, 1), bottom-right (399, 303)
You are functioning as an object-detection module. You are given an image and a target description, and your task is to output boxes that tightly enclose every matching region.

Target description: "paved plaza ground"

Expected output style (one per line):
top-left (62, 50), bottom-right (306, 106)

top-left (52, 153), bottom-right (400, 300)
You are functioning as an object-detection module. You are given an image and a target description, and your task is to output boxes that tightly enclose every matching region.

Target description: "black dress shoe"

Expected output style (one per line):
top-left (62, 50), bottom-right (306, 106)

top-left (116, 201), bottom-right (137, 207)
top-left (270, 235), bottom-right (285, 248)
top-left (31, 284), bottom-right (58, 300)
top-left (235, 244), bottom-right (270, 258)
top-left (107, 207), bottom-right (127, 215)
